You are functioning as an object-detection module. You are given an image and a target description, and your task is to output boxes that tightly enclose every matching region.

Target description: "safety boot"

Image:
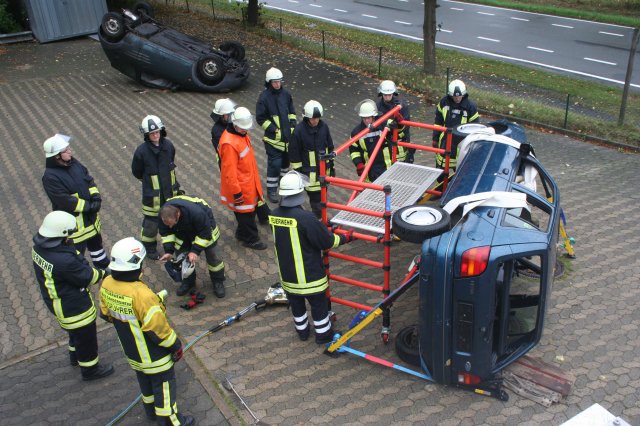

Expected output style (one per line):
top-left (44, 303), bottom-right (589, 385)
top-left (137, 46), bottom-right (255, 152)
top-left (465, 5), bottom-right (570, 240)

top-left (267, 188), bottom-right (280, 204)
top-left (176, 274), bottom-right (196, 297)
top-left (81, 363), bottom-right (115, 381)
top-left (212, 281), bottom-right (225, 298)
top-left (145, 245), bottom-right (161, 261)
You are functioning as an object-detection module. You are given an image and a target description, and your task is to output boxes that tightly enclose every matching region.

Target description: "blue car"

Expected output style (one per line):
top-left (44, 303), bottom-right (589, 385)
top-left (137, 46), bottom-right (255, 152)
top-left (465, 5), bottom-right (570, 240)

top-left (98, 4), bottom-right (249, 92)
top-left (392, 121), bottom-right (561, 399)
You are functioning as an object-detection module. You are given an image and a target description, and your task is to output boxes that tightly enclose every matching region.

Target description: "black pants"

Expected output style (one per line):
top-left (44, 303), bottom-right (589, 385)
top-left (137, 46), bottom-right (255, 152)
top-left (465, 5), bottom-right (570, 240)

top-left (140, 215), bottom-right (160, 248)
top-left (67, 321), bottom-right (99, 377)
top-left (234, 211), bottom-right (260, 244)
top-left (75, 232), bottom-right (109, 269)
top-left (306, 190), bottom-right (322, 218)
top-left (136, 368), bottom-right (187, 425)
top-left (287, 291), bottom-right (332, 340)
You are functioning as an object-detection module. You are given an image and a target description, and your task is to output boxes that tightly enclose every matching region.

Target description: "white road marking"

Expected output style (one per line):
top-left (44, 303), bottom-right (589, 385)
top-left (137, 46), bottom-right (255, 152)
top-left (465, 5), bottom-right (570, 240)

top-left (287, 0), bottom-right (299, 3)
top-left (310, 4), bottom-right (322, 7)
top-left (510, 17), bottom-right (529, 22)
top-left (439, 29), bottom-right (453, 33)
top-left (262, 4), bottom-right (640, 89)
top-left (599, 31), bottom-right (624, 37)
top-left (477, 12), bottom-right (495, 16)
top-left (552, 23), bottom-right (574, 29)
top-left (527, 46), bottom-right (554, 53)
top-left (584, 57), bottom-right (617, 66)
top-left (394, 20), bottom-right (412, 25)
top-left (334, 9), bottom-right (347, 13)
top-left (451, 7), bottom-right (464, 11)
top-left (362, 14), bottom-right (378, 19)
top-left (478, 36), bottom-right (500, 42)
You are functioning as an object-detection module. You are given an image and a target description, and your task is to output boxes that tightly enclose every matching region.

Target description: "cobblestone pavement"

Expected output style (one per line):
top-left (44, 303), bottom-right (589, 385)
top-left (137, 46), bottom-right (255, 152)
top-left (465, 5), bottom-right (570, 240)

top-left (0, 11), bottom-right (639, 425)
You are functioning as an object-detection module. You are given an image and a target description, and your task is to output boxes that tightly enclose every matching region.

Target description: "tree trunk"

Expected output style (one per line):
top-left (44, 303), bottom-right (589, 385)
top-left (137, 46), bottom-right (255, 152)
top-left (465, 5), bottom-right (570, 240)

top-left (423, 0), bottom-right (437, 75)
top-left (247, 0), bottom-right (259, 26)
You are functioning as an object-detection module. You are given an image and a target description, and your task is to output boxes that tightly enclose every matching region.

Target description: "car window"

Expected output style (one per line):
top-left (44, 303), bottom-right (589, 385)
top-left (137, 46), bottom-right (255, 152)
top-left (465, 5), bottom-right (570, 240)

top-left (502, 160), bottom-right (554, 232)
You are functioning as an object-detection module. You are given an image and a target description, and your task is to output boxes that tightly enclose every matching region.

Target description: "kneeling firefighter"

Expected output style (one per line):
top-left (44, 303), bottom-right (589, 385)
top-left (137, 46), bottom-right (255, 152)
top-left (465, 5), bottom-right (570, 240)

top-left (268, 171), bottom-right (352, 343)
top-left (99, 237), bottom-right (194, 426)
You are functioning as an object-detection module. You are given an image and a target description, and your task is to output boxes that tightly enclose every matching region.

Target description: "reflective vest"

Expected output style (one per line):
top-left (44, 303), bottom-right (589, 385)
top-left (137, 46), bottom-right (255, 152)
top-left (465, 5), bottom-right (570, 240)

top-left (100, 277), bottom-right (178, 374)
top-left (256, 86), bottom-right (296, 151)
top-left (32, 235), bottom-right (104, 330)
top-left (433, 95), bottom-right (480, 168)
top-left (131, 137), bottom-right (180, 217)
top-left (42, 158), bottom-right (102, 244)
top-left (218, 127), bottom-right (265, 213)
top-left (289, 119), bottom-right (334, 192)
top-left (159, 196), bottom-right (220, 255)
top-left (269, 206), bottom-right (341, 295)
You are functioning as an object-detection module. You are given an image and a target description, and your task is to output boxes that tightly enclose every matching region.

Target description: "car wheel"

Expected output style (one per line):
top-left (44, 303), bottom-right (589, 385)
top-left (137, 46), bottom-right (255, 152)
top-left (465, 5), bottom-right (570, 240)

top-left (133, 1), bottom-right (154, 18)
top-left (452, 123), bottom-right (489, 145)
top-left (196, 54), bottom-right (225, 85)
top-left (395, 325), bottom-right (420, 367)
top-left (392, 205), bottom-right (451, 244)
top-left (219, 41), bottom-right (245, 61)
top-left (101, 12), bottom-right (125, 42)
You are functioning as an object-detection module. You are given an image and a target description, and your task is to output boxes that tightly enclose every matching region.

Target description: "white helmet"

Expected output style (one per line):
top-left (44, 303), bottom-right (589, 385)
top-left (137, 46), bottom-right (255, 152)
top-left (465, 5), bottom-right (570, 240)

top-left (303, 100), bottom-right (323, 119)
top-left (109, 237), bottom-right (147, 272)
top-left (265, 67), bottom-right (283, 83)
top-left (378, 80), bottom-right (397, 95)
top-left (38, 211), bottom-right (77, 238)
top-left (279, 171), bottom-right (308, 196)
top-left (212, 98), bottom-right (236, 116)
top-left (231, 107), bottom-right (254, 130)
top-left (43, 134), bottom-right (71, 158)
top-left (177, 253), bottom-right (196, 280)
top-left (448, 79), bottom-right (467, 97)
top-left (357, 99), bottom-right (378, 117)
top-left (139, 115), bottom-right (165, 135)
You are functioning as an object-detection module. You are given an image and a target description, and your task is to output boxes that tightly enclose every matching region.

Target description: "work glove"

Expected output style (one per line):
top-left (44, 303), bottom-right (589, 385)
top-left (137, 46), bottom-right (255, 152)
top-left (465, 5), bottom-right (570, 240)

top-left (87, 195), bottom-right (101, 213)
top-left (386, 118), bottom-right (398, 130)
top-left (432, 139), bottom-right (438, 148)
top-left (290, 119), bottom-right (296, 134)
top-left (233, 192), bottom-right (244, 205)
top-left (339, 230), bottom-right (354, 244)
top-left (170, 338), bottom-right (183, 362)
top-left (180, 291), bottom-right (206, 310)
top-left (356, 163), bottom-right (365, 177)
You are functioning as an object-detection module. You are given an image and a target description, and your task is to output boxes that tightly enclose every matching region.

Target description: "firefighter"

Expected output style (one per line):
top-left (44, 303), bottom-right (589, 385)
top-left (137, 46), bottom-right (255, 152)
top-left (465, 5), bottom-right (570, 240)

top-left (32, 211), bottom-right (114, 381)
top-left (256, 67), bottom-right (297, 203)
top-left (132, 115), bottom-right (183, 260)
top-left (219, 106), bottom-right (270, 250)
top-left (289, 100), bottom-right (335, 219)
top-left (432, 79), bottom-right (480, 170)
top-left (269, 171), bottom-right (351, 343)
top-left (42, 134), bottom-right (109, 268)
top-left (99, 237), bottom-right (194, 426)
top-left (210, 98), bottom-right (236, 169)
top-left (158, 195), bottom-right (226, 297)
top-left (376, 80), bottom-right (413, 163)
top-left (349, 100), bottom-right (394, 182)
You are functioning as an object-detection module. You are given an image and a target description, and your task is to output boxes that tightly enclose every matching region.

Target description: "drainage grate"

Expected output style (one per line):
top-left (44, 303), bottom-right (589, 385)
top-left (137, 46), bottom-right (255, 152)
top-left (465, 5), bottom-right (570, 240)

top-left (330, 163), bottom-right (442, 233)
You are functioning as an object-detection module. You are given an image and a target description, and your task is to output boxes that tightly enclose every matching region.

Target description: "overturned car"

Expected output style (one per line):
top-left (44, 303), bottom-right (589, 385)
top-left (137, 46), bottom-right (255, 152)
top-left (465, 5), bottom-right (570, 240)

top-left (98, 4), bottom-right (249, 92)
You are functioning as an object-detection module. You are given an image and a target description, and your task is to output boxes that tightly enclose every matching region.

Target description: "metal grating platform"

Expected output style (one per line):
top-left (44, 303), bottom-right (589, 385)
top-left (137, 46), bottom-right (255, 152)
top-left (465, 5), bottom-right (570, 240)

top-left (330, 163), bottom-right (442, 233)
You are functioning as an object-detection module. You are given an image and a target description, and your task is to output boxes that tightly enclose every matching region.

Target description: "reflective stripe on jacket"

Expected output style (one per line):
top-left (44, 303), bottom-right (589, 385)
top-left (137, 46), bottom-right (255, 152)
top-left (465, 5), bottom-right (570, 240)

top-left (349, 121), bottom-right (393, 182)
top-left (32, 235), bottom-right (104, 330)
top-left (377, 97), bottom-right (410, 161)
top-left (100, 277), bottom-right (178, 374)
top-left (433, 95), bottom-right (479, 168)
top-left (131, 137), bottom-right (180, 216)
top-left (269, 206), bottom-right (341, 295)
top-left (158, 196), bottom-right (220, 255)
top-left (256, 86), bottom-right (296, 151)
top-left (218, 126), bottom-right (265, 213)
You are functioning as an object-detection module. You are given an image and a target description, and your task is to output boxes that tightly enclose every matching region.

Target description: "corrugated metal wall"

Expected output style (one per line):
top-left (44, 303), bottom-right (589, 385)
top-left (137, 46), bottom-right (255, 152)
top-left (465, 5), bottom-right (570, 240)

top-left (25, 0), bottom-right (107, 43)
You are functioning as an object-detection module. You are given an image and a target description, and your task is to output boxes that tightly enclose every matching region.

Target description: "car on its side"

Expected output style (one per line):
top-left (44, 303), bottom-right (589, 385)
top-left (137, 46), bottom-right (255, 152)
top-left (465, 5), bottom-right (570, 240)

top-left (98, 3), bottom-right (249, 92)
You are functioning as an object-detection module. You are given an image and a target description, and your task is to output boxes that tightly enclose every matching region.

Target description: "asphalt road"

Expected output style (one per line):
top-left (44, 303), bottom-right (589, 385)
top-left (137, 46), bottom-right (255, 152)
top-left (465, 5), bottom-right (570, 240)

top-left (264, 0), bottom-right (640, 89)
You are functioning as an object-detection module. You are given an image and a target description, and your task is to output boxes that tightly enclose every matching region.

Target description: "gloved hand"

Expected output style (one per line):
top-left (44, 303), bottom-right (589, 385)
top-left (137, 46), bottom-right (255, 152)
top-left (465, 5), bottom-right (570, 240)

top-left (233, 192), bottom-right (244, 205)
top-left (172, 347), bottom-right (183, 362)
top-left (386, 119), bottom-right (398, 130)
top-left (88, 197), bottom-right (101, 213)
top-left (290, 119), bottom-right (296, 134)
top-left (432, 139), bottom-right (438, 148)
top-left (356, 163), bottom-right (365, 177)
top-left (176, 189), bottom-right (186, 196)
top-left (339, 230), bottom-right (354, 244)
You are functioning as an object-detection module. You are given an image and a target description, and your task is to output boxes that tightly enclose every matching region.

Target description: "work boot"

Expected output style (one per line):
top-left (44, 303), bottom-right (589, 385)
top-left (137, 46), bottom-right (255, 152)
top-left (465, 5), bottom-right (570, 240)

top-left (242, 240), bottom-right (267, 251)
top-left (213, 281), bottom-right (225, 298)
top-left (69, 351), bottom-right (78, 367)
top-left (315, 330), bottom-right (338, 345)
top-left (145, 245), bottom-right (161, 261)
top-left (176, 280), bottom-right (195, 297)
top-left (297, 325), bottom-right (310, 341)
top-left (81, 363), bottom-right (115, 381)
top-left (178, 414), bottom-right (195, 426)
top-left (267, 188), bottom-right (280, 204)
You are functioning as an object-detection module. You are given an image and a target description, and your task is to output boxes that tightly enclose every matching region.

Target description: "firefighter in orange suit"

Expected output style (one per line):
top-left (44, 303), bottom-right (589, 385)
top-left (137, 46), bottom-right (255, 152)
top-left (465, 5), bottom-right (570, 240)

top-left (219, 106), bottom-right (270, 250)
top-left (100, 237), bottom-right (194, 426)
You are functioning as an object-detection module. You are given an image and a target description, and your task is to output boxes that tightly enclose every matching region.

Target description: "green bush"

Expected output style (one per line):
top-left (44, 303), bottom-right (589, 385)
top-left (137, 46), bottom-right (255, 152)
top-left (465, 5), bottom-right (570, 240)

top-left (0, 0), bottom-right (21, 34)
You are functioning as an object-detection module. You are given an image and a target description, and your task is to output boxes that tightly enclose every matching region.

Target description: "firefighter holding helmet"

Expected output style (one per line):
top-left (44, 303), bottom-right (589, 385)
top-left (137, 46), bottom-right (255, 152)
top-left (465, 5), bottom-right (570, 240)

top-left (289, 100), bottom-right (335, 219)
top-left (32, 211), bottom-right (114, 381)
top-left (132, 115), bottom-right (182, 260)
top-left (268, 171), bottom-right (352, 343)
top-left (100, 237), bottom-right (194, 425)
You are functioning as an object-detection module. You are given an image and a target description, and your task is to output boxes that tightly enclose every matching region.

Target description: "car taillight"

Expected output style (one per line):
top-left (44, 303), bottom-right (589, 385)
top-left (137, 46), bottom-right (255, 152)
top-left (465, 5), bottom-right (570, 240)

top-left (458, 372), bottom-right (482, 385)
top-left (460, 246), bottom-right (490, 277)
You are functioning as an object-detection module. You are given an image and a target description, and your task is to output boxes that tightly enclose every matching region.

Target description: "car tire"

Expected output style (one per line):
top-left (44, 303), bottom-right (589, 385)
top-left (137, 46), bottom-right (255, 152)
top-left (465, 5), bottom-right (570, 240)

top-left (452, 123), bottom-right (489, 145)
top-left (101, 12), bottom-right (125, 42)
top-left (395, 325), bottom-right (420, 367)
top-left (133, 1), bottom-right (154, 18)
top-left (196, 54), bottom-right (225, 85)
top-left (219, 41), bottom-right (245, 61)
top-left (392, 205), bottom-right (451, 244)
